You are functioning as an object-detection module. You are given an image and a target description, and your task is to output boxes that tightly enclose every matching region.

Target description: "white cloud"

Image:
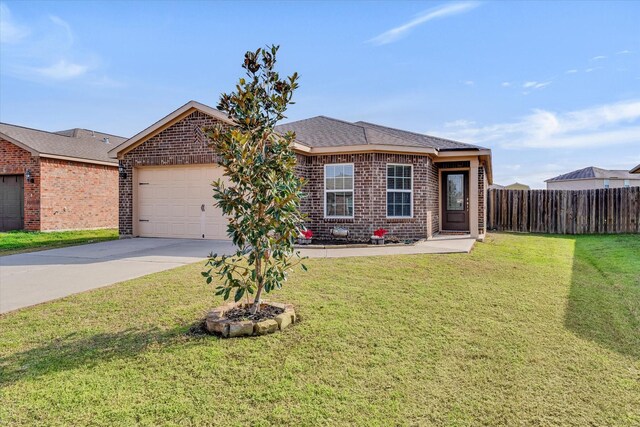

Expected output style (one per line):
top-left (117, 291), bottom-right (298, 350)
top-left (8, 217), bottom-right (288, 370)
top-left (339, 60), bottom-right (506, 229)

top-left (49, 15), bottom-right (73, 46)
top-left (616, 50), bottom-right (632, 55)
top-left (368, 2), bottom-right (480, 45)
top-left (0, 6), bottom-right (112, 84)
top-left (431, 99), bottom-right (640, 149)
top-left (0, 2), bottom-right (29, 43)
top-left (444, 119), bottom-right (476, 128)
top-left (591, 55), bottom-right (606, 61)
top-left (522, 81), bottom-right (551, 90)
top-left (30, 59), bottom-right (89, 79)
top-left (565, 69), bottom-right (578, 74)
top-left (462, 80), bottom-right (474, 86)
top-left (501, 82), bottom-right (511, 87)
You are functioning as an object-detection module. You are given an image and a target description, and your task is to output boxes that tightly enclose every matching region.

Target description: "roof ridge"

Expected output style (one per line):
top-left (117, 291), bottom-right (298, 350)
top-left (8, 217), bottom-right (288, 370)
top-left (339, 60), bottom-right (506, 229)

top-left (0, 122), bottom-right (126, 141)
top-left (355, 120), bottom-right (478, 149)
top-left (56, 128), bottom-right (128, 139)
top-left (0, 122), bottom-right (75, 138)
top-left (285, 116), bottom-right (371, 145)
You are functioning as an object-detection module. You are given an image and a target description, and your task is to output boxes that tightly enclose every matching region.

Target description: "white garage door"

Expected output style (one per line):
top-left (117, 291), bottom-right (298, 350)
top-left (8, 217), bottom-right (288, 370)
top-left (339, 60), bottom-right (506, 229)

top-left (137, 165), bottom-right (229, 239)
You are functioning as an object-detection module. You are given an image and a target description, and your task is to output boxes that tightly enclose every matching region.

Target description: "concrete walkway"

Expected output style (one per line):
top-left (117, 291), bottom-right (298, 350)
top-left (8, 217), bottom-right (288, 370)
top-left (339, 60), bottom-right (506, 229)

top-left (0, 238), bottom-right (235, 314)
top-left (298, 235), bottom-right (475, 258)
top-left (0, 235), bottom-right (474, 314)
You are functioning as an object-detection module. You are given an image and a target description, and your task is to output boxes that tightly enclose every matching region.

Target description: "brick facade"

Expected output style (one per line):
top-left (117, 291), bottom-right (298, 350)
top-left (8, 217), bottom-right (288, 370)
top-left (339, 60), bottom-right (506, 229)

top-left (119, 112), bottom-right (489, 241)
top-left (40, 158), bottom-right (118, 230)
top-left (1, 138), bottom-right (117, 231)
top-left (298, 153), bottom-right (439, 240)
top-left (478, 165), bottom-right (486, 234)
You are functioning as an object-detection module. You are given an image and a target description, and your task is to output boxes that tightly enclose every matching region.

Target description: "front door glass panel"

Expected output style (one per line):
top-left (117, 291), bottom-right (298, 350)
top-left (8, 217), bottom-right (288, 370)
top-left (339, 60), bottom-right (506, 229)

top-left (447, 174), bottom-right (464, 211)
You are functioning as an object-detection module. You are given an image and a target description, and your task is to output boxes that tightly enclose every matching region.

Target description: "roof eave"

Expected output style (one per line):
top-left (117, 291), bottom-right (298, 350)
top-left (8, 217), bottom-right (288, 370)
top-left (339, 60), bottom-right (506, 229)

top-left (0, 132), bottom-right (40, 155)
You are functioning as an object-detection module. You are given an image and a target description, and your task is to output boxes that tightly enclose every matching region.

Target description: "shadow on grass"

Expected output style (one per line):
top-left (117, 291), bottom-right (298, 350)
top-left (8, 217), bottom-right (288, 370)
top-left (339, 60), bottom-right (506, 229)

top-left (0, 323), bottom-right (210, 386)
top-left (565, 234), bottom-right (640, 359)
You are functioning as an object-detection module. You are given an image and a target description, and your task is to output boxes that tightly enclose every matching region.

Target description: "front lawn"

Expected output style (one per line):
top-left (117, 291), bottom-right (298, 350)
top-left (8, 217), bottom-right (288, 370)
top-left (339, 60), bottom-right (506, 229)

top-left (0, 229), bottom-right (118, 255)
top-left (0, 233), bottom-right (638, 426)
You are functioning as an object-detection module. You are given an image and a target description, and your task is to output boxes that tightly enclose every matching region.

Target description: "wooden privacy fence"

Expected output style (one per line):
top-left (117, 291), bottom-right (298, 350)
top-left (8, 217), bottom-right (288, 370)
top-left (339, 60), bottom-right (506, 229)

top-left (487, 187), bottom-right (640, 234)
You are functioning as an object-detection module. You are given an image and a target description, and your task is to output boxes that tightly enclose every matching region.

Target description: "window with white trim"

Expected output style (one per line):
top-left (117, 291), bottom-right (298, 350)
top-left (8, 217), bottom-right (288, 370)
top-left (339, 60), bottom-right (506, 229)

top-left (604, 179), bottom-right (610, 189)
top-left (324, 164), bottom-right (354, 218)
top-left (387, 164), bottom-right (412, 217)
top-left (624, 179), bottom-right (630, 188)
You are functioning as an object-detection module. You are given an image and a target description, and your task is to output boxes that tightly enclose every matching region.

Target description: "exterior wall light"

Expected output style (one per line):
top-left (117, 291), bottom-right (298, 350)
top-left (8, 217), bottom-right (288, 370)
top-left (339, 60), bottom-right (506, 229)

top-left (25, 169), bottom-right (34, 183)
top-left (119, 164), bottom-right (127, 179)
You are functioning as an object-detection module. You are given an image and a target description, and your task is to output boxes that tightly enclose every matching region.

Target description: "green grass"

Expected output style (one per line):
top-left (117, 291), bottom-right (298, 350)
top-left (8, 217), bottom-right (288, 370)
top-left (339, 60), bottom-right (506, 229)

top-left (0, 233), bottom-right (638, 426)
top-left (0, 229), bottom-right (118, 255)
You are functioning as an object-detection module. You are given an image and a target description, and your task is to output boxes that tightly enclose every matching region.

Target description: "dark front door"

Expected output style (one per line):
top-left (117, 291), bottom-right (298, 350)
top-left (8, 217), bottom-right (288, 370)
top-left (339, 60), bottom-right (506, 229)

top-left (442, 171), bottom-right (469, 231)
top-left (1, 175), bottom-right (24, 231)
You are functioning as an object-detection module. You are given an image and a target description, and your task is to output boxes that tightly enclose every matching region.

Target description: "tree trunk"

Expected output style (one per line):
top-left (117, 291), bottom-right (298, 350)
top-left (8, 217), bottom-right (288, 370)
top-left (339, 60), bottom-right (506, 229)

top-left (250, 254), bottom-right (263, 315)
top-left (251, 285), bottom-right (263, 315)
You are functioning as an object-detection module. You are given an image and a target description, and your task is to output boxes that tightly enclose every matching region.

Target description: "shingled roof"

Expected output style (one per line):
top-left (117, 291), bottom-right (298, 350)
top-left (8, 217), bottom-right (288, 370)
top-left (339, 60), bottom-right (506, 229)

top-left (275, 116), bottom-right (484, 151)
top-left (0, 123), bottom-right (126, 164)
top-left (546, 166), bottom-right (636, 182)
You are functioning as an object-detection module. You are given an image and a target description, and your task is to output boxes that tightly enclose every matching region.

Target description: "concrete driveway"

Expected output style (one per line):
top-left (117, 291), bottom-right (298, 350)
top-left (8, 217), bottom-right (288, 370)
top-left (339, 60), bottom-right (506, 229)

top-left (0, 238), bottom-right (235, 314)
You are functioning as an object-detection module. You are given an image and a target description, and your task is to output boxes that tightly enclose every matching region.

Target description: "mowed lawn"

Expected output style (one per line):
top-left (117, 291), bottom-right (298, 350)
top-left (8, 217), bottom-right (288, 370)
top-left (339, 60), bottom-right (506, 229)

top-left (0, 229), bottom-right (118, 255)
top-left (0, 234), bottom-right (638, 426)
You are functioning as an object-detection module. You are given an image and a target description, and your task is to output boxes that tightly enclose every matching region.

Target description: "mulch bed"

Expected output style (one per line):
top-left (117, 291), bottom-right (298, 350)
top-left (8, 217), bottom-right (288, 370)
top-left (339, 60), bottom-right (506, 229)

top-left (224, 305), bottom-right (284, 322)
top-left (302, 237), bottom-right (417, 246)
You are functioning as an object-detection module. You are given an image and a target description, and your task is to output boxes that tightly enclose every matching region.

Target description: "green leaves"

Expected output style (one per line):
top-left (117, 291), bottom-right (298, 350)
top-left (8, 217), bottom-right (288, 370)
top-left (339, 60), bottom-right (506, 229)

top-left (201, 45), bottom-right (308, 312)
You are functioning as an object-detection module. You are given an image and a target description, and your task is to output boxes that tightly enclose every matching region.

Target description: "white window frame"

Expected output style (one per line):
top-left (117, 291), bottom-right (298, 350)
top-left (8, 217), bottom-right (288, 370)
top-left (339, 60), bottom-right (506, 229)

top-left (324, 163), bottom-right (355, 219)
top-left (386, 163), bottom-right (413, 218)
top-left (624, 179), bottom-right (630, 188)
top-left (604, 179), bottom-right (610, 189)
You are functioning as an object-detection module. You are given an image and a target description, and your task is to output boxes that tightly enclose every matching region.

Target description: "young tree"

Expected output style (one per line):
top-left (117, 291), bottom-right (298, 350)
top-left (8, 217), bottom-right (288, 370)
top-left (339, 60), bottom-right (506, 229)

top-left (202, 45), bottom-right (305, 314)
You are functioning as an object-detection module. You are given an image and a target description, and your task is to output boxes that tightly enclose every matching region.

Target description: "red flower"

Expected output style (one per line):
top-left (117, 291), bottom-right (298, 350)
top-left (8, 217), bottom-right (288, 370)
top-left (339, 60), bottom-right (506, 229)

top-left (373, 228), bottom-right (388, 238)
top-left (302, 229), bottom-right (313, 239)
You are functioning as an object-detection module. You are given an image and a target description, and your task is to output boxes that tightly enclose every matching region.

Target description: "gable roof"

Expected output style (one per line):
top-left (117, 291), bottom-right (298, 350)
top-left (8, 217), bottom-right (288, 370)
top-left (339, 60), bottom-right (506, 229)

top-left (0, 122), bottom-right (125, 165)
top-left (631, 164), bottom-right (640, 174)
top-left (108, 100), bottom-right (491, 182)
top-left (274, 116), bottom-right (484, 151)
top-left (108, 100), bottom-right (234, 158)
top-left (546, 166), bottom-right (637, 182)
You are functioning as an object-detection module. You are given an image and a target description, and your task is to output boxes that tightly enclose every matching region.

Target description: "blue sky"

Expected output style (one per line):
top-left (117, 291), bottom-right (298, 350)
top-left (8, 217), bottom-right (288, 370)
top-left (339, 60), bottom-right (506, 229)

top-left (1, 1), bottom-right (639, 188)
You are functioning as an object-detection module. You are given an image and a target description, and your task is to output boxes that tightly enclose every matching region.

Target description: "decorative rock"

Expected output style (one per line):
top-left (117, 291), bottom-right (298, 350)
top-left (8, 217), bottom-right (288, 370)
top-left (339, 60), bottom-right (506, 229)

top-left (205, 317), bottom-right (230, 336)
top-left (254, 319), bottom-right (279, 335)
top-left (204, 301), bottom-right (296, 338)
top-left (228, 320), bottom-right (254, 338)
top-left (208, 309), bottom-right (224, 320)
top-left (275, 312), bottom-right (293, 330)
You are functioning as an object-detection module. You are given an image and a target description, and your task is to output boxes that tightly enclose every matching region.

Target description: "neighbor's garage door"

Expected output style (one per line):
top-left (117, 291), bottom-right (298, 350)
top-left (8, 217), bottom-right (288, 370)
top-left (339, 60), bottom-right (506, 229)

top-left (137, 165), bottom-right (229, 239)
top-left (1, 175), bottom-right (24, 232)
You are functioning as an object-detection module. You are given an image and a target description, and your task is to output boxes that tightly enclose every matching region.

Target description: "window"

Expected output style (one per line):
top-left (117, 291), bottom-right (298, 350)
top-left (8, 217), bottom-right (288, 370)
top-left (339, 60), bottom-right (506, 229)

top-left (624, 179), bottom-right (630, 188)
top-left (387, 164), bottom-right (412, 217)
top-left (604, 179), bottom-right (610, 189)
top-left (325, 164), bottom-right (354, 218)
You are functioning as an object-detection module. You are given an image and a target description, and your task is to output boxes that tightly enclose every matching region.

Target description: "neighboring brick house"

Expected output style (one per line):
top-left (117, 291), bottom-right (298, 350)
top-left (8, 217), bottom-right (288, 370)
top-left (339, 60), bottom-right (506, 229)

top-left (0, 123), bottom-right (125, 231)
top-left (109, 101), bottom-right (493, 241)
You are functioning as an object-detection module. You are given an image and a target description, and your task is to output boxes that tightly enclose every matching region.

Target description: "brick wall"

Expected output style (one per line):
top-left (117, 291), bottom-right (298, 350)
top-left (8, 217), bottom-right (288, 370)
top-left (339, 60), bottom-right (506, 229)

top-left (300, 153), bottom-right (439, 241)
top-left (119, 110), bottom-right (226, 236)
top-left (478, 165), bottom-right (485, 234)
top-left (39, 158), bottom-right (118, 231)
top-left (0, 139), bottom-right (40, 230)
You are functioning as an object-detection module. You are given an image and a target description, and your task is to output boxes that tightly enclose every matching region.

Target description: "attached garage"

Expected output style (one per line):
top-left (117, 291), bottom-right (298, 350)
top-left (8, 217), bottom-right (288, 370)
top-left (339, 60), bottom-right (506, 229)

top-left (1, 175), bottom-right (24, 231)
top-left (136, 165), bottom-right (228, 239)
top-left (110, 101), bottom-right (238, 240)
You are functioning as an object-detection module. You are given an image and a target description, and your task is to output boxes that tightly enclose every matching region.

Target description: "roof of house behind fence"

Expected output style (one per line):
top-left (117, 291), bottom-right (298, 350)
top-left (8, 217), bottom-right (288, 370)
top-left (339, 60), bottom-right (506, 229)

top-left (546, 166), bottom-right (637, 182)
